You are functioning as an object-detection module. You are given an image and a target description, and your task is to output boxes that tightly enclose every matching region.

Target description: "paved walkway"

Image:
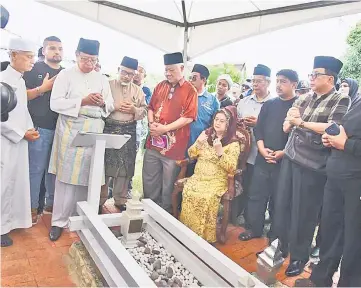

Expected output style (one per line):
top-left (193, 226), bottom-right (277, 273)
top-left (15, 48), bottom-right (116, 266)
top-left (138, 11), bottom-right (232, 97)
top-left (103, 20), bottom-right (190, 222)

top-left (1, 203), bottom-right (312, 287)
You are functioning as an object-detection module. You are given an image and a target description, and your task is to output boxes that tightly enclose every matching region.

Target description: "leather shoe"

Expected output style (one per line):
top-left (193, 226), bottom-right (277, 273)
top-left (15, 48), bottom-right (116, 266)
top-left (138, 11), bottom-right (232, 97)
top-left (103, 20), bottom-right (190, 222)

top-left (49, 226), bottom-right (63, 242)
top-left (1, 234), bottom-right (13, 247)
top-left (285, 260), bottom-right (306, 277)
top-left (238, 230), bottom-right (259, 241)
top-left (310, 246), bottom-right (320, 258)
top-left (294, 278), bottom-right (316, 287)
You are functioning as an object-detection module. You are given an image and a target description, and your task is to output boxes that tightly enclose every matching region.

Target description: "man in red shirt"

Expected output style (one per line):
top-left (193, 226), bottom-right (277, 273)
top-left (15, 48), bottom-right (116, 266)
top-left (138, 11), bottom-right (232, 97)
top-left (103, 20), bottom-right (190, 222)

top-left (143, 52), bottom-right (198, 213)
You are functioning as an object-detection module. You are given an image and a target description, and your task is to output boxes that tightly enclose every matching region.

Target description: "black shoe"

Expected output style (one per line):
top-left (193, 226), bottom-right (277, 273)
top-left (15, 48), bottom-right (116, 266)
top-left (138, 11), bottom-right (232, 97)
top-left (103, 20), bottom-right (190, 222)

top-left (294, 278), bottom-right (316, 287)
top-left (310, 246), bottom-right (320, 258)
top-left (49, 226), bottom-right (63, 241)
top-left (238, 230), bottom-right (259, 241)
top-left (285, 260), bottom-right (306, 277)
top-left (1, 234), bottom-right (13, 247)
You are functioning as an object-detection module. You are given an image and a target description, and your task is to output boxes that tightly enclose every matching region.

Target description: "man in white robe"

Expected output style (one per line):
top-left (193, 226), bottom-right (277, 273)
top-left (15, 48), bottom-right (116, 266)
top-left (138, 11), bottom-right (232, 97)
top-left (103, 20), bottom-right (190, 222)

top-left (48, 38), bottom-right (116, 241)
top-left (1, 38), bottom-right (40, 247)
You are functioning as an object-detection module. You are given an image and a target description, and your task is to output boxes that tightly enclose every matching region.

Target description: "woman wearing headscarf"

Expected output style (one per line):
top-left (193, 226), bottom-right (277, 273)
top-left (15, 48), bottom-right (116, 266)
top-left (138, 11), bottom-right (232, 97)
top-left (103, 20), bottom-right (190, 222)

top-left (179, 106), bottom-right (241, 243)
top-left (340, 78), bottom-right (360, 108)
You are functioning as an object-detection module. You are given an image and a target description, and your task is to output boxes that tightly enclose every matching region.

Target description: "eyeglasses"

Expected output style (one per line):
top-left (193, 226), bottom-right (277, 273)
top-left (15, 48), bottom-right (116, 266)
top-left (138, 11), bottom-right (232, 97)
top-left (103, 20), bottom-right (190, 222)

top-left (80, 57), bottom-right (98, 64)
top-left (168, 87), bottom-right (175, 99)
top-left (308, 72), bottom-right (329, 80)
top-left (120, 70), bottom-right (136, 78)
top-left (252, 79), bottom-right (266, 85)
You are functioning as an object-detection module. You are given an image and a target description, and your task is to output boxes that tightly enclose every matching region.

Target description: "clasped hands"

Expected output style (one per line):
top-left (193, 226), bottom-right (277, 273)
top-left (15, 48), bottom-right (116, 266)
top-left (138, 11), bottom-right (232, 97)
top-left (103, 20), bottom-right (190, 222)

top-left (149, 122), bottom-right (168, 137)
top-left (260, 148), bottom-right (284, 164)
top-left (115, 101), bottom-right (136, 114)
top-left (322, 125), bottom-right (348, 150)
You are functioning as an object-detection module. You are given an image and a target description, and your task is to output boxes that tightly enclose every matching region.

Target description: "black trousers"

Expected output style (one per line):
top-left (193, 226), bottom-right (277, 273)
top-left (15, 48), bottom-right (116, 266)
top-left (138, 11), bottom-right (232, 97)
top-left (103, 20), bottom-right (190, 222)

top-left (246, 164), bottom-right (280, 237)
top-left (273, 157), bottom-right (326, 262)
top-left (230, 163), bottom-right (254, 225)
top-left (310, 177), bottom-right (361, 287)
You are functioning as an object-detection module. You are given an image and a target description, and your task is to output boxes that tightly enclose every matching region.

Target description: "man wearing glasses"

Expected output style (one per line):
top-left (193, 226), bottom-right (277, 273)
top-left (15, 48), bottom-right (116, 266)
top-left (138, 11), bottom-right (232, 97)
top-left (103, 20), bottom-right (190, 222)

top-left (143, 52), bottom-right (197, 213)
top-left (100, 56), bottom-right (147, 212)
top-left (48, 38), bottom-right (115, 241)
top-left (232, 64), bottom-right (273, 226)
top-left (273, 56), bottom-right (350, 277)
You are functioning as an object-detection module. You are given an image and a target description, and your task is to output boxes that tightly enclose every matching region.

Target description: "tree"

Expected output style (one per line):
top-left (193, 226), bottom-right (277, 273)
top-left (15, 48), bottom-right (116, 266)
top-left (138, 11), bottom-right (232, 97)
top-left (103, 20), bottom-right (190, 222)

top-left (206, 63), bottom-right (246, 93)
top-left (340, 21), bottom-right (361, 85)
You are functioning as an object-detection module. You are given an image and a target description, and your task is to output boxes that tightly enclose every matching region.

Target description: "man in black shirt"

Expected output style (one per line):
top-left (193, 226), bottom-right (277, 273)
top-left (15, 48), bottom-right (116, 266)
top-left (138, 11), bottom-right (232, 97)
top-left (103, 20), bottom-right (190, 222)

top-left (23, 36), bottom-right (63, 224)
top-left (239, 69), bottom-right (298, 241)
top-left (216, 74), bottom-right (233, 108)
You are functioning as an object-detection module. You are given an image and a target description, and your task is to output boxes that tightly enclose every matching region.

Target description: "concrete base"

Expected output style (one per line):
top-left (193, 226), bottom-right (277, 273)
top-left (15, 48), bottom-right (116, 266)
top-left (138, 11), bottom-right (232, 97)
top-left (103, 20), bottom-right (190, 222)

top-left (67, 241), bottom-right (106, 287)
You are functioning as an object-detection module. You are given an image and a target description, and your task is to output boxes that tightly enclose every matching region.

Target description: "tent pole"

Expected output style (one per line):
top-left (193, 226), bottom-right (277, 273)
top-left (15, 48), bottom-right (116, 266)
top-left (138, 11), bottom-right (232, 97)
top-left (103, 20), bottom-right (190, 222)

top-left (183, 29), bottom-right (189, 73)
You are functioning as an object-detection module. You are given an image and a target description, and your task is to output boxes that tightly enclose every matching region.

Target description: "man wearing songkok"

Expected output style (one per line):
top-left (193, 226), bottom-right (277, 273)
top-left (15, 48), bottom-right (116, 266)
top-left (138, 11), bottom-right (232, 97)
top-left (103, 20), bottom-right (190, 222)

top-left (1, 38), bottom-right (40, 247)
top-left (187, 64), bottom-right (219, 175)
top-left (24, 36), bottom-right (64, 223)
top-left (239, 69), bottom-right (298, 242)
top-left (232, 64), bottom-right (273, 226)
top-left (48, 38), bottom-right (115, 241)
top-left (100, 56), bottom-right (146, 212)
top-left (143, 52), bottom-right (197, 213)
top-left (273, 56), bottom-right (350, 277)
top-left (216, 74), bottom-right (233, 108)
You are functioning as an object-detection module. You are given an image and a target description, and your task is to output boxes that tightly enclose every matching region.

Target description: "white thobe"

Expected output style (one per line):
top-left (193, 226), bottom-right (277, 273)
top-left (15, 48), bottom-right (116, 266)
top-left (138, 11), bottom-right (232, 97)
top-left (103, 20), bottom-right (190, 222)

top-left (49, 65), bottom-right (114, 227)
top-left (1, 66), bottom-right (33, 235)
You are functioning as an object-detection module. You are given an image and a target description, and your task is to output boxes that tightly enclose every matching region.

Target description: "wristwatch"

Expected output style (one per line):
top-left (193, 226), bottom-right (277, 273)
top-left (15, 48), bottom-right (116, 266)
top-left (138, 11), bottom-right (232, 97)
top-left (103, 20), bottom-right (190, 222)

top-left (299, 120), bottom-right (305, 128)
top-left (36, 86), bottom-right (41, 94)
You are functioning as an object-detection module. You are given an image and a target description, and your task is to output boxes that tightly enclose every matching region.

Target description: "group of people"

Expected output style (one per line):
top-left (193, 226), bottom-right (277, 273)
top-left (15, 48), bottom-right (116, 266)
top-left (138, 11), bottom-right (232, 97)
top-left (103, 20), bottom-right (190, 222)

top-left (1, 34), bottom-right (360, 287)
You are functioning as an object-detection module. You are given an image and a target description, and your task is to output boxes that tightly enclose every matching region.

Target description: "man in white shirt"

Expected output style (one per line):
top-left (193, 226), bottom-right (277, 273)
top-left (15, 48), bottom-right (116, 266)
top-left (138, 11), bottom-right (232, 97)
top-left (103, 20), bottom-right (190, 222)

top-left (1, 38), bottom-right (40, 247)
top-left (48, 38), bottom-right (115, 241)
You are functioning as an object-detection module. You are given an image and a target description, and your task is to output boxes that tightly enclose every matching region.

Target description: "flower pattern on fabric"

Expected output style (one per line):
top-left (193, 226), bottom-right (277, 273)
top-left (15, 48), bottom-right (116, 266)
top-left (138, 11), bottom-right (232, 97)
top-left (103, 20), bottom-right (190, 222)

top-left (179, 141), bottom-right (241, 243)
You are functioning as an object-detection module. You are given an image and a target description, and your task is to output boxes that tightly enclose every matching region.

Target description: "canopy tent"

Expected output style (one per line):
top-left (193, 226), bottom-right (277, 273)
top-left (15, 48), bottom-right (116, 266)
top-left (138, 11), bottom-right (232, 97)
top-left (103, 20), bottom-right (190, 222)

top-left (38, 0), bottom-right (361, 62)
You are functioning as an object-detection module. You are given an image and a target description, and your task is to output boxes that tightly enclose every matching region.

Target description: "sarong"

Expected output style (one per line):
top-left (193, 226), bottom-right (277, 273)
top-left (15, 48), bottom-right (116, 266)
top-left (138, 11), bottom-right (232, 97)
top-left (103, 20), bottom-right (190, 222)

top-left (104, 118), bottom-right (137, 178)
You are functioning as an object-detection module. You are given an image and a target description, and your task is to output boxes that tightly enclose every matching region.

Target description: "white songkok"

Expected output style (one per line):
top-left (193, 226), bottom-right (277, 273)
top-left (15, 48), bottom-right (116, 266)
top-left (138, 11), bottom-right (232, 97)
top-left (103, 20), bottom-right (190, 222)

top-left (8, 37), bottom-right (38, 53)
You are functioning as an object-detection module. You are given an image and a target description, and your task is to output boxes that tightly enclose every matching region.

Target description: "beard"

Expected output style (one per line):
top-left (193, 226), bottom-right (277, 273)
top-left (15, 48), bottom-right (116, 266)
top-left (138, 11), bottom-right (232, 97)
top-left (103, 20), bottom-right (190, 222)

top-left (47, 57), bottom-right (62, 64)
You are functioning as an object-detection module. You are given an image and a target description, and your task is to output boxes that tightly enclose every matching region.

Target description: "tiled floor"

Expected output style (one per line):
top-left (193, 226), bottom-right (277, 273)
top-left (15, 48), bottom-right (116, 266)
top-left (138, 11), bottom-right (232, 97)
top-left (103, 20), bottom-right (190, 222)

top-left (1, 204), bottom-right (311, 287)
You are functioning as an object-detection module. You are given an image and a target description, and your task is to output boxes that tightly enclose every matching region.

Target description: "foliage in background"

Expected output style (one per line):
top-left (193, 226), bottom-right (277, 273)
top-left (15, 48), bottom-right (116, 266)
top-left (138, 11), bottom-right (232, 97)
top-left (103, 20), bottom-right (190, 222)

top-left (206, 63), bottom-right (246, 93)
top-left (340, 21), bottom-right (361, 86)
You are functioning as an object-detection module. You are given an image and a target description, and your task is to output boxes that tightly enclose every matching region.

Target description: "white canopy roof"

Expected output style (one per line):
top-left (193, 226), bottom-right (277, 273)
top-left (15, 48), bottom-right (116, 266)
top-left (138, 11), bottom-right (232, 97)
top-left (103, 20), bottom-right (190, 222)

top-left (38, 0), bottom-right (361, 60)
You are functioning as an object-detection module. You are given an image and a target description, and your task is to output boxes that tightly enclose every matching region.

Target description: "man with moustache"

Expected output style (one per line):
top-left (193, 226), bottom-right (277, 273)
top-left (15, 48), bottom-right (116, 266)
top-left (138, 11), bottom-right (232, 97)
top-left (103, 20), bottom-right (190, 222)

top-left (232, 64), bottom-right (273, 226)
top-left (239, 69), bottom-right (298, 241)
top-left (48, 38), bottom-right (115, 241)
top-left (143, 52), bottom-right (197, 213)
top-left (100, 56), bottom-right (147, 211)
top-left (1, 38), bottom-right (40, 247)
top-left (24, 36), bottom-right (63, 223)
top-left (187, 64), bottom-right (219, 175)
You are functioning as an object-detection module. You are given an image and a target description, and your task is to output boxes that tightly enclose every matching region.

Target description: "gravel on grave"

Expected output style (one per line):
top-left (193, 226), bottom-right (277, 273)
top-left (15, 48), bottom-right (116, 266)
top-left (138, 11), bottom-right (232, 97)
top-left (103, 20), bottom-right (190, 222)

top-left (126, 231), bottom-right (203, 287)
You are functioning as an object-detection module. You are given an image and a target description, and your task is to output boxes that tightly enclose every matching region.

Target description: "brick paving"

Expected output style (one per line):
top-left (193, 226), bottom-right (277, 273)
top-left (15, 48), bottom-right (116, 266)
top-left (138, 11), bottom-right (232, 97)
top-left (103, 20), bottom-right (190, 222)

top-left (1, 202), bottom-right (312, 287)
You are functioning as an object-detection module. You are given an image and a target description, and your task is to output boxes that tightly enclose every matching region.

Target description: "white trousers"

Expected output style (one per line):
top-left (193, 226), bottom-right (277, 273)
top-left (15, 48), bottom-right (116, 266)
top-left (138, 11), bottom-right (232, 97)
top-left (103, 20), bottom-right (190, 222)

top-left (51, 178), bottom-right (87, 228)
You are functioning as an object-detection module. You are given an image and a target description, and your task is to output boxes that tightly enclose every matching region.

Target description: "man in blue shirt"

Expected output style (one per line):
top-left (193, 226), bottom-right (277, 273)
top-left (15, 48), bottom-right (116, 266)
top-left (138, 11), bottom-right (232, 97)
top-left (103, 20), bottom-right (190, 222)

top-left (186, 64), bottom-right (219, 176)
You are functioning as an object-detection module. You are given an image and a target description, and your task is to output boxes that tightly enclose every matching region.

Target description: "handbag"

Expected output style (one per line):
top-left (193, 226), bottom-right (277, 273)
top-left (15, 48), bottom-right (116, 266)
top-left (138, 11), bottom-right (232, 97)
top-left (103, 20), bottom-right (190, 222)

top-left (284, 127), bottom-right (330, 173)
top-left (284, 95), bottom-right (330, 173)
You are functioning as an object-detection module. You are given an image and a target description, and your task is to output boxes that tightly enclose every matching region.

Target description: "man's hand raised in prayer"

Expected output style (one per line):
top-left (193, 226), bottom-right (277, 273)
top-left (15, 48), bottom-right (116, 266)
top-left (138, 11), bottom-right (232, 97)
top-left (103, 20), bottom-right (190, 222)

top-left (119, 101), bottom-right (136, 114)
top-left (81, 93), bottom-right (104, 107)
top-left (24, 128), bottom-right (40, 141)
top-left (150, 122), bottom-right (167, 137)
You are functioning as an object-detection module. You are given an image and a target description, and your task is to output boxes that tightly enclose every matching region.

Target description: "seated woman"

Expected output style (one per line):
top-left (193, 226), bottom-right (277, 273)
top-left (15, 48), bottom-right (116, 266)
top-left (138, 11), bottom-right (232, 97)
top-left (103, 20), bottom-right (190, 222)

top-left (179, 106), bottom-right (241, 243)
